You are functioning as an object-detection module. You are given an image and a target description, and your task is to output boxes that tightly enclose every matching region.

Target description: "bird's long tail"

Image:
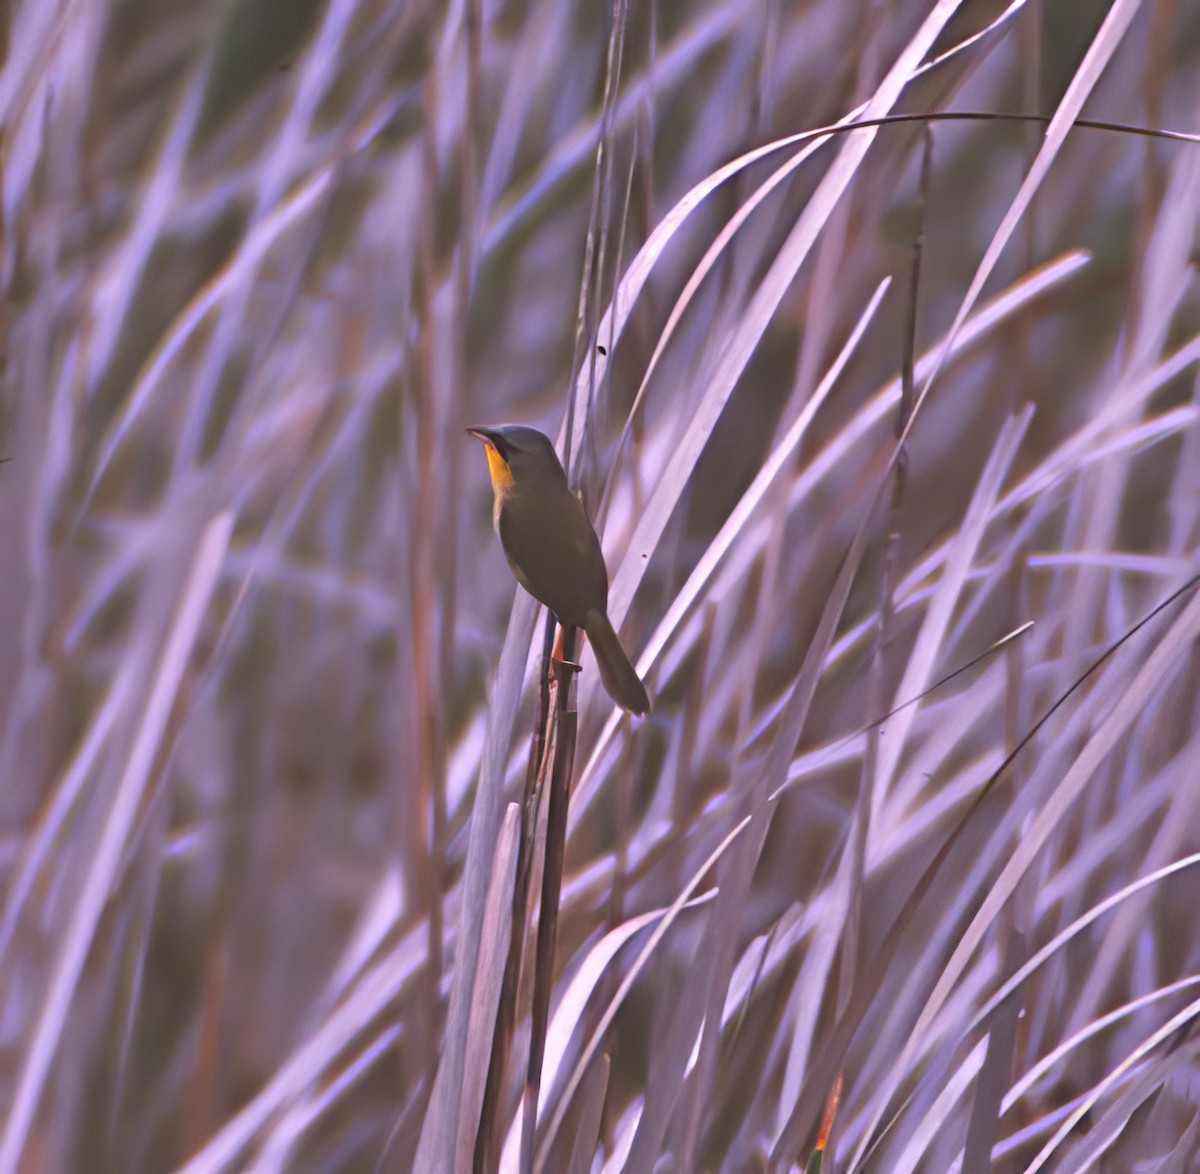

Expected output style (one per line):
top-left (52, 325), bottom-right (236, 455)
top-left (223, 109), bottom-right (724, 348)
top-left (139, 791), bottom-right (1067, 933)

top-left (583, 609), bottom-right (651, 715)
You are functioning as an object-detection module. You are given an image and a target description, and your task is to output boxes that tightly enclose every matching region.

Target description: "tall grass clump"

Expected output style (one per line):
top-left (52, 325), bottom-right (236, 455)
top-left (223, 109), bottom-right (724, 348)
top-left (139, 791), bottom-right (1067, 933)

top-left (2, 0), bottom-right (1200, 1171)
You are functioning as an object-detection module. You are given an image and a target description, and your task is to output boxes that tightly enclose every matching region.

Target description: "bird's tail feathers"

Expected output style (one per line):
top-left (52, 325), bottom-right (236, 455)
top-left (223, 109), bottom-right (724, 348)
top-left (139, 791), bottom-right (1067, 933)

top-left (583, 610), bottom-right (651, 716)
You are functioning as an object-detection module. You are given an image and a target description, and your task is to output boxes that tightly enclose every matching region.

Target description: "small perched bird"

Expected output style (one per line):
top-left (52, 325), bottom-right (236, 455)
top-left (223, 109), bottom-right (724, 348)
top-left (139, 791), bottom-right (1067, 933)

top-left (468, 424), bottom-right (651, 715)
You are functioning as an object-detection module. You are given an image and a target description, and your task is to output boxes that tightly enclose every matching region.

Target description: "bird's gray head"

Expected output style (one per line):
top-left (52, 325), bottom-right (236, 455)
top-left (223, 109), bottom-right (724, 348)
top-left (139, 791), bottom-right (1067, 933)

top-left (467, 424), bottom-right (567, 491)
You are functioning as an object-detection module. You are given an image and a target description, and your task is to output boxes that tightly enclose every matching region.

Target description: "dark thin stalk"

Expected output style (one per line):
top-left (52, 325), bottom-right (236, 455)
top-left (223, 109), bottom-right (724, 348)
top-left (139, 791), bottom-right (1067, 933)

top-left (895, 125), bottom-right (932, 504)
top-left (564, 0), bottom-right (628, 480)
top-left (580, 0), bottom-right (629, 464)
top-left (960, 895), bottom-right (1026, 1169)
top-left (475, 611), bottom-right (558, 1171)
top-left (410, 50), bottom-right (445, 1100)
top-left (521, 624), bottom-right (579, 1174)
top-left (780, 108), bottom-right (1200, 149)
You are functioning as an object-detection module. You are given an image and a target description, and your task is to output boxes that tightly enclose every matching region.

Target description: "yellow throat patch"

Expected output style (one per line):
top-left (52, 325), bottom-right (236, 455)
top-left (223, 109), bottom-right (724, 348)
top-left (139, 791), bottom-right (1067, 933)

top-left (483, 442), bottom-right (514, 492)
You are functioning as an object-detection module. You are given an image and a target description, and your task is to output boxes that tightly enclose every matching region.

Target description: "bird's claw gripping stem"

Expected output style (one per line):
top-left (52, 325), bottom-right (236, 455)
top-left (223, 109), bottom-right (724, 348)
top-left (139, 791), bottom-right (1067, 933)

top-left (551, 624), bottom-right (580, 675)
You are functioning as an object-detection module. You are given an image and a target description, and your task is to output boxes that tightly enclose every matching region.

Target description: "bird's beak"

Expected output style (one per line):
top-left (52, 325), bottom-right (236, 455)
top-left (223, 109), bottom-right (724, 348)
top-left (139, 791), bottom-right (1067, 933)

top-left (466, 427), bottom-right (513, 492)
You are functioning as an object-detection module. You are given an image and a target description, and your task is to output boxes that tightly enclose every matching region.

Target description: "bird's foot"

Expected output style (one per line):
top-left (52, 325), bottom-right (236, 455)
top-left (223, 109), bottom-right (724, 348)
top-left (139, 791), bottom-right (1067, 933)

top-left (551, 624), bottom-right (581, 676)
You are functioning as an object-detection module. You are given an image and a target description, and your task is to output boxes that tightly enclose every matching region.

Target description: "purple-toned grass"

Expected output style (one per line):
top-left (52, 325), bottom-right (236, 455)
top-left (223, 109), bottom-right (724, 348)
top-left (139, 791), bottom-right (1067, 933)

top-left (2, 1), bottom-right (1200, 1171)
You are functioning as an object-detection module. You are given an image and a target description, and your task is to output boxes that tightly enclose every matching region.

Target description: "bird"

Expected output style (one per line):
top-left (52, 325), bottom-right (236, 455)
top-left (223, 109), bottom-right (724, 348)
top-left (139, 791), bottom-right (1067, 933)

top-left (467, 424), bottom-right (651, 715)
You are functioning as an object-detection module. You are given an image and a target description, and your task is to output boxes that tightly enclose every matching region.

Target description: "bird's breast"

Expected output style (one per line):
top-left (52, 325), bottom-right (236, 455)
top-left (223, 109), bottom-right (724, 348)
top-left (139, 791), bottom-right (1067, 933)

top-left (496, 484), bottom-right (608, 626)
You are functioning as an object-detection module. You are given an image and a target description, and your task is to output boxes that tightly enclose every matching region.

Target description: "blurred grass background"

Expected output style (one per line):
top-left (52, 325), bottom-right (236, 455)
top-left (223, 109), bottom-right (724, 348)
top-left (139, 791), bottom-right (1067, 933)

top-left (3, 0), bottom-right (1200, 1170)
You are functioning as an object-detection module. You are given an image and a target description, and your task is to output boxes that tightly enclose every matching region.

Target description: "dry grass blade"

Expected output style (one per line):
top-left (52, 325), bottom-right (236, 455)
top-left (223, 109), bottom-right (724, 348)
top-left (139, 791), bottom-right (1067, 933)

top-left (0, 511), bottom-right (235, 1174)
top-left (959, 915), bottom-right (1023, 1173)
top-left (869, 406), bottom-right (1033, 829)
top-left (415, 593), bottom-right (538, 1171)
top-left (571, 250), bottom-right (1086, 829)
top-left (536, 815), bottom-right (752, 1166)
top-left (86, 167), bottom-right (335, 501)
top-left (905, 0), bottom-right (1147, 432)
top-left (1026, 995), bottom-right (1200, 1173)
top-left (968, 852), bottom-right (1200, 1036)
top-left (176, 922), bottom-right (430, 1173)
top-left (890, 1038), bottom-right (987, 1174)
top-left (1001, 977), bottom-right (1200, 1120)
top-left (0, 668), bottom-right (134, 958)
top-left (607, 0), bottom-right (969, 625)
top-left (455, 803), bottom-right (521, 1174)
top-left (566, 1052), bottom-right (610, 1174)
top-left (853, 579), bottom-right (1200, 1170)
top-left (252, 1023), bottom-right (403, 1171)
top-left (497, 890), bottom-right (717, 1170)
